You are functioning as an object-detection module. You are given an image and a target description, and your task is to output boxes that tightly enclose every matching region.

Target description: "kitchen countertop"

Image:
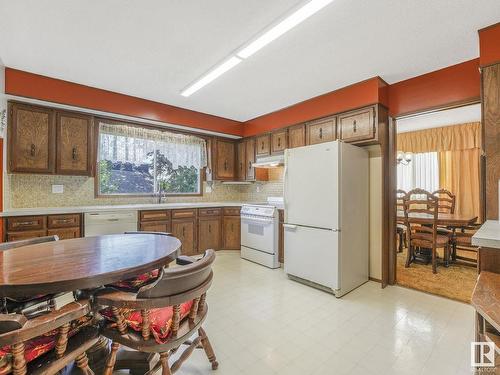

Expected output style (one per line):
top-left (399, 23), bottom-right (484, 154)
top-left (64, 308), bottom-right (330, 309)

top-left (472, 220), bottom-right (500, 249)
top-left (0, 202), bottom-right (254, 217)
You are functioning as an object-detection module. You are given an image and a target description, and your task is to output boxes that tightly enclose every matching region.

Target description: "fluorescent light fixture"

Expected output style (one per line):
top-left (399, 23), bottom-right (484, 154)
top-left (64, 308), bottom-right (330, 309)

top-left (181, 56), bottom-right (242, 97)
top-left (237, 0), bottom-right (334, 59)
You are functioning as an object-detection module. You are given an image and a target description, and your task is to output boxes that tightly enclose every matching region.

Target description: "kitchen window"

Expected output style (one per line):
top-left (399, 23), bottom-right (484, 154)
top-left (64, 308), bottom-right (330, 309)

top-left (97, 120), bottom-right (207, 196)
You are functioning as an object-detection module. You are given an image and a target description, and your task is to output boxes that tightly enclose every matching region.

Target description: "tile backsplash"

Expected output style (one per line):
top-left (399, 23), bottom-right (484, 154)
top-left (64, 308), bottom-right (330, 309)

top-left (6, 167), bottom-right (284, 208)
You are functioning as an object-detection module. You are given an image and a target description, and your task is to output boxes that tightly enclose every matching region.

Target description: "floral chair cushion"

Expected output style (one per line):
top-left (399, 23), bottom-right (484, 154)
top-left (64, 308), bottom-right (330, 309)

top-left (109, 269), bottom-right (160, 291)
top-left (101, 300), bottom-right (193, 344)
top-left (0, 315), bottom-right (92, 373)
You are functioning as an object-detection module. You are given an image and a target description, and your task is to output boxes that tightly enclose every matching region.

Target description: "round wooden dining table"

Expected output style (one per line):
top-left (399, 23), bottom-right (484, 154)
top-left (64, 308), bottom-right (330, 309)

top-left (0, 233), bottom-right (181, 298)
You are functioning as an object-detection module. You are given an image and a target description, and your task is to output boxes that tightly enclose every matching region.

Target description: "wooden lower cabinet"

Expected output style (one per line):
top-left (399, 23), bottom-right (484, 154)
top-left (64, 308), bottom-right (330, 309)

top-left (223, 216), bottom-right (240, 249)
top-left (171, 218), bottom-right (197, 256)
top-left (4, 214), bottom-right (82, 242)
top-left (198, 217), bottom-right (221, 252)
top-left (47, 227), bottom-right (80, 240)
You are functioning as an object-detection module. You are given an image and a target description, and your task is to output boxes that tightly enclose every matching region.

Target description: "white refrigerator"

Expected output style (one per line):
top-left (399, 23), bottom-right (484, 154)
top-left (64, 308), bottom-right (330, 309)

top-left (283, 141), bottom-right (369, 297)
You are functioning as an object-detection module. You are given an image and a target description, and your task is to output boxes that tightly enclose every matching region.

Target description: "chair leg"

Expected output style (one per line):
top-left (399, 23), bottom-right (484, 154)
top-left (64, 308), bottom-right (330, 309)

top-left (432, 247), bottom-right (437, 274)
top-left (12, 343), bottom-right (27, 375)
top-left (103, 342), bottom-right (119, 375)
top-left (75, 352), bottom-right (94, 375)
top-left (198, 327), bottom-right (219, 370)
top-left (160, 352), bottom-right (172, 375)
top-left (398, 231), bottom-right (403, 252)
top-left (405, 245), bottom-right (413, 268)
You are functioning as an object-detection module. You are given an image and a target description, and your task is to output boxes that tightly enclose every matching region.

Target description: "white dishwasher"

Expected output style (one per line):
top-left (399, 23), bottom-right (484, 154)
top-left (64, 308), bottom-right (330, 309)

top-left (84, 211), bottom-right (138, 237)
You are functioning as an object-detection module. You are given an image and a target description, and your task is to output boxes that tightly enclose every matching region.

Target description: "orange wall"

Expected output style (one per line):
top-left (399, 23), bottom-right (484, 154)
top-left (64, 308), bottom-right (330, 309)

top-left (243, 77), bottom-right (386, 136)
top-left (479, 23), bottom-right (500, 67)
top-left (388, 59), bottom-right (480, 117)
top-left (5, 68), bottom-right (244, 136)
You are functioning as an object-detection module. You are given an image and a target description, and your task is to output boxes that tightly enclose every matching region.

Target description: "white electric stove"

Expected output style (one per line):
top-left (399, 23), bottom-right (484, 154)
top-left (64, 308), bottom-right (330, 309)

top-left (240, 197), bottom-right (282, 269)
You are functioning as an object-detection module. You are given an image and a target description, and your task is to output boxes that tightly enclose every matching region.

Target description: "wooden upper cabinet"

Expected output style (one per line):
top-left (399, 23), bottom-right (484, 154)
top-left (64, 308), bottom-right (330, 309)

top-left (8, 103), bottom-right (55, 174)
top-left (214, 139), bottom-right (236, 180)
top-left (271, 129), bottom-right (287, 154)
top-left (245, 138), bottom-right (256, 181)
top-left (288, 124), bottom-right (306, 149)
top-left (338, 106), bottom-right (376, 143)
top-left (256, 134), bottom-right (271, 156)
top-left (236, 141), bottom-right (246, 181)
top-left (56, 111), bottom-right (92, 175)
top-left (306, 116), bottom-right (336, 145)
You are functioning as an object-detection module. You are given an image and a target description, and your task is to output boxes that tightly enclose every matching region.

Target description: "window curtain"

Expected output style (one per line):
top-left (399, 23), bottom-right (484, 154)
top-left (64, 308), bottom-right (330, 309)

top-left (99, 121), bottom-right (208, 169)
top-left (397, 122), bottom-right (481, 220)
top-left (397, 152), bottom-right (439, 192)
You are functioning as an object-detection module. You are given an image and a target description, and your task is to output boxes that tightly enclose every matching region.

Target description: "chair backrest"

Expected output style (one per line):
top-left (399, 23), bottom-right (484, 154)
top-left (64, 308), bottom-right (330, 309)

top-left (138, 249), bottom-right (216, 300)
top-left (432, 189), bottom-right (456, 213)
top-left (0, 235), bottom-right (59, 252)
top-left (396, 189), bottom-right (406, 212)
top-left (403, 188), bottom-right (439, 249)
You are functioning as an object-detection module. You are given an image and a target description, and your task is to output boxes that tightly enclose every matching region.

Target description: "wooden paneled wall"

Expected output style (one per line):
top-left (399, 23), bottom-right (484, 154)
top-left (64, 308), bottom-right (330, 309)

top-left (483, 64), bottom-right (500, 220)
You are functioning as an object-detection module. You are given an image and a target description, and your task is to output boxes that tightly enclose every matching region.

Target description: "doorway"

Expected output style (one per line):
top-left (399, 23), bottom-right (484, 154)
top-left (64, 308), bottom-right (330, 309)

top-left (393, 103), bottom-right (482, 302)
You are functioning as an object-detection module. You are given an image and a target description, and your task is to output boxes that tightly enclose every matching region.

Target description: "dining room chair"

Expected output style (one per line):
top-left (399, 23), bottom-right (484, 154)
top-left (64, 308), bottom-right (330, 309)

top-left (403, 188), bottom-right (451, 273)
top-left (451, 223), bottom-right (481, 265)
top-left (396, 189), bottom-right (407, 253)
top-left (432, 189), bottom-right (456, 214)
top-left (95, 249), bottom-right (218, 375)
top-left (0, 299), bottom-right (98, 375)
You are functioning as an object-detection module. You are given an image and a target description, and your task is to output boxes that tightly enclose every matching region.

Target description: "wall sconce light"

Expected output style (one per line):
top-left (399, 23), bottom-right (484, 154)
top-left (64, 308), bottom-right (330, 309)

top-left (397, 151), bottom-right (412, 165)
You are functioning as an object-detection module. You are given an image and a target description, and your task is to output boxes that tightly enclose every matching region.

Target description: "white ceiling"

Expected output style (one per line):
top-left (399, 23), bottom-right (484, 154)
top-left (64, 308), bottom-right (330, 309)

top-left (396, 103), bottom-right (481, 133)
top-left (0, 0), bottom-right (499, 122)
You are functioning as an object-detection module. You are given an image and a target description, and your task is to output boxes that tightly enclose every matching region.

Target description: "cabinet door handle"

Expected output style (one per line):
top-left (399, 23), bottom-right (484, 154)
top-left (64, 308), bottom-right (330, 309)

top-left (30, 144), bottom-right (36, 157)
top-left (72, 147), bottom-right (77, 160)
top-left (16, 221), bottom-right (37, 226)
top-left (208, 224), bottom-right (211, 233)
top-left (319, 128), bottom-right (323, 139)
top-left (182, 226), bottom-right (185, 237)
top-left (231, 223), bottom-right (234, 231)
top-left (277, 138), bottom-right (281, 147)
top-left (248, 161), bottom-right (252, 169)
top-left (224, 160), bottom-right (227, 170)
top-left (55, 219), bottom-right (72, 224)
top-left (353, 120), bottom-right (357, 132)
top-left (240, 162), bottom-right (243, 171)
top-left (261, 141), bottom-right (264, 150)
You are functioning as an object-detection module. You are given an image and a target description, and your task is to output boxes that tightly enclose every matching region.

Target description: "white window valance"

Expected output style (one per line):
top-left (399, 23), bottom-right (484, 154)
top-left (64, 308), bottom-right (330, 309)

top-left (99, 121), bottom-right (207, 170)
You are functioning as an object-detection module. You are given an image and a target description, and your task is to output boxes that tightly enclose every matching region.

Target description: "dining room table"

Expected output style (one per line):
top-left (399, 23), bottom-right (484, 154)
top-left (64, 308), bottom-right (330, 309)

top-left (0, 233), bottom-right (181, 298)
top-left (396, 210), bottom-right (478, 266)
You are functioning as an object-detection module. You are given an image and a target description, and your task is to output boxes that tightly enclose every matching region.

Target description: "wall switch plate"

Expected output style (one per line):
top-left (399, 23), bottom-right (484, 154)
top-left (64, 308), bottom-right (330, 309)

top-left (52, 184), bottom-right (64, 194)
top-left (256, 185), bottom-right (261, 193)
top-left (205, 185), bottom-right (213, 193)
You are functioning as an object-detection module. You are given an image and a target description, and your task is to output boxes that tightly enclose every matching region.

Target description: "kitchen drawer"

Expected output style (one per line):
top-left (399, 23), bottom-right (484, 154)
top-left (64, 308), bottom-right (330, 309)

top-left (198, 208), bottom-right (222, 217)
top-left (48, 214), bottom-right (80, 228)
top-left (338, 107), bottom-right (376, 143)
top-left (223, 207), bottom-right (241, 216)
top-left (306, 116), bottom-right (336, 145)
top-left (7, 216), bottom-right (46, 231)
top-left (140, 210), bottom-right (171, 222)
top-left (140, 221), bottom-right (172, 233)
top-left (7, 230), bottom-right (47, 242)
top-left (171, 209), bottom-right (197, 219)
top-left (47, 227), bottom-right (80, 240)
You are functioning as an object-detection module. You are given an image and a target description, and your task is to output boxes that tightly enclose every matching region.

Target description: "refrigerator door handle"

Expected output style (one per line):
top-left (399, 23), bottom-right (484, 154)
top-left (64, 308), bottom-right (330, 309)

top-left (283, 224), bottom-right (297, 230)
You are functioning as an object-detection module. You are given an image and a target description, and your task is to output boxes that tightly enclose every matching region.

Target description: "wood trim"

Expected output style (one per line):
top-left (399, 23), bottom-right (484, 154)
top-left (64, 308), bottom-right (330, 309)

top-left (393, 98), bottom-right (481, 120)
top-left (369, 277), bottom-right (381, 283)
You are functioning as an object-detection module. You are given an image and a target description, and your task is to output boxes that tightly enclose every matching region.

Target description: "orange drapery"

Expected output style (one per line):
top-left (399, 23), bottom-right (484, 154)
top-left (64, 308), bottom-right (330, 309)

top-left (398, 122), bottom-right (481, 220)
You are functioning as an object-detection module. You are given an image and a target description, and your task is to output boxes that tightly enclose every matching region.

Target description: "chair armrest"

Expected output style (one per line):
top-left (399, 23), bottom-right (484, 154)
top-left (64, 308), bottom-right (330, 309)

top-left (176, 256), bottom-right (197, 266)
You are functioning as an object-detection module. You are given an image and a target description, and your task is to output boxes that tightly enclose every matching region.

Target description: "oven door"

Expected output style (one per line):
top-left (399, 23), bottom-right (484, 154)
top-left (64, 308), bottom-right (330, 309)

top-left (240, 216), bottom-right (276, 254)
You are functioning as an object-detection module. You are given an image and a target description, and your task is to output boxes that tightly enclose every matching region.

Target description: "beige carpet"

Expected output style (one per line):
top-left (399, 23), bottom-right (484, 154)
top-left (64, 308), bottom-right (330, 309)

top-left (396, 248), bottom-right (477, 303)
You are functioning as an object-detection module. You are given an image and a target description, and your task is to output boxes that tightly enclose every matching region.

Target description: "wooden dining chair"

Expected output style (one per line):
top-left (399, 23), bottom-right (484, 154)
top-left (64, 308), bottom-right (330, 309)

top-left (396, 189), bottom-right (407, 253)
top-left (452, 223), bottom-right (481, 265)
top-left (403, 188), bottom-right (451, 273)
top-left (0, 300), bottom-right (98, 375)
top-left (432, 189), bottom-right (456, 213)
top-left (95, 249), bottom-right (218, 375)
